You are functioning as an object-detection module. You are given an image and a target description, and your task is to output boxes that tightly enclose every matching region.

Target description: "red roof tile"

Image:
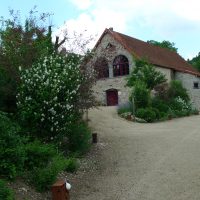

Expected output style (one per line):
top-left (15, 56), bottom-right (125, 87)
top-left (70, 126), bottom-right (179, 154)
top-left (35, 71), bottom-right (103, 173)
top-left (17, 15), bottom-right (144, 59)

top-left (95, 28), bottom-right (200, 77)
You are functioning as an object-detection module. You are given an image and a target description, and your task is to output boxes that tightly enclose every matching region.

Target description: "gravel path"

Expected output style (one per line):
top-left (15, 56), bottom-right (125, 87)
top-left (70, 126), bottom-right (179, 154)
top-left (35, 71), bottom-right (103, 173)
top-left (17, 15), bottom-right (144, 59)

top-left (71, 106), bottom-right (200, 200)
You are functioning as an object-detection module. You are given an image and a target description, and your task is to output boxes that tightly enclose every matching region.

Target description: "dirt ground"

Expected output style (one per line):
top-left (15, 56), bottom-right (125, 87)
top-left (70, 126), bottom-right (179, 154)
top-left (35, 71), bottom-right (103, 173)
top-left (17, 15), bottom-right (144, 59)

top-left (71, 106), bottom-right (200, 200)
top-left (11, 106), bottom-right (200, 200)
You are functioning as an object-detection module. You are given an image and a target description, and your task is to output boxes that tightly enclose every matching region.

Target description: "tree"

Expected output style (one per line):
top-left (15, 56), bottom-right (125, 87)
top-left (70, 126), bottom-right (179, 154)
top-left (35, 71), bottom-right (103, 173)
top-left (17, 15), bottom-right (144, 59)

top-left (0, 8), bottom-right (53, 112)
top-left (127, 59), bottom-right (167, 90)
top-left (188, 52), bottom-right (200, 72)
top-left (147, 40), bottom-right (178, 53)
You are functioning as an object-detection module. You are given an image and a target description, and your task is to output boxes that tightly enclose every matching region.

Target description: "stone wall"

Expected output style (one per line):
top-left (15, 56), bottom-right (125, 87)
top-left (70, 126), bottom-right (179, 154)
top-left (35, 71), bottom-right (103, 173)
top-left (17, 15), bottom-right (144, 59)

top-left (156, 66), bottom-right (172, 82)
top-left (93, 76), bottom-right (131, 105)
top-left (175, 72), bottom-right (200, 110)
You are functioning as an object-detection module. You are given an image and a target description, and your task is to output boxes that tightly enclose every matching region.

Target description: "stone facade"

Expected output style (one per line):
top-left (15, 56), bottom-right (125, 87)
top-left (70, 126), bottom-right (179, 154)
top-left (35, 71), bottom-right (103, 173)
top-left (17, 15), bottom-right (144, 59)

top-left (175, 72), bottom-right (200, 110)
top-left (92, 33), bottom-right (134, 105)
top-left (92, 31), bottom-right (200, 109)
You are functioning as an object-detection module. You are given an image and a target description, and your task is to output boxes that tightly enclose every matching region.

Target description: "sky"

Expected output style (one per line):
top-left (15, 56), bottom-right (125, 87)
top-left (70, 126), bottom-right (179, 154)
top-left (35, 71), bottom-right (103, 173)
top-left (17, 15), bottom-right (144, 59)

top-left (1, 0), bottom-right (200, 59)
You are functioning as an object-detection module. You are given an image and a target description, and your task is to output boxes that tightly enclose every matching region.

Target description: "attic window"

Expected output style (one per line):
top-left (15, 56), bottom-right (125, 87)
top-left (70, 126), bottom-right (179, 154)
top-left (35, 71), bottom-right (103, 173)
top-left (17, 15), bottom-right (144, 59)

top-left (113, 55), bottom-right (129, 77)
top-left (193, 82), bottom-right (199, 89)
top-left (106, 43), bottom-right (113, 49)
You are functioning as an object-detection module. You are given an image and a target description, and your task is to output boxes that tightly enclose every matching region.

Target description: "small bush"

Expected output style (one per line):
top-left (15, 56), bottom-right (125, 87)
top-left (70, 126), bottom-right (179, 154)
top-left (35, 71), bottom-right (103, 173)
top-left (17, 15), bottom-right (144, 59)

top-left (25, 140), bottom-right (57, 170)
top-left (151, 107), bottom-right (161, 120)
top-left (132, 81), bottom-right (150, 110)
top-left (117, 102), bottom-right (133, 114)
top-left (67, 122), bottom-right (91, 154)
top-left (30, 155), bottom-right (68, 192)
top-left (190, 109), bottom-right (199, 115)
top-left (152, 98), bottom-right (169, 113)
top-left (0, 112), bottom-right (26, 179)
top-left (168, 80), bottom-right (190, 102)
top-left (136, 107), bottom-right (157, 122)
top-left (0, 179), bottom-right (14, 200)
top-left (65, 158), bottom-right (79, 173)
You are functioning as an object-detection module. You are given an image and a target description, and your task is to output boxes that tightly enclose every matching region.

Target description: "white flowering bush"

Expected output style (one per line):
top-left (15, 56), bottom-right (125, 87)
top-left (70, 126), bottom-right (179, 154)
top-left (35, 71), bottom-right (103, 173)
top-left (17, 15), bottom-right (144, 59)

top-left (17, 53), bottom-right (82, 139)
top-left (174, 96), bottom-right (191, 111)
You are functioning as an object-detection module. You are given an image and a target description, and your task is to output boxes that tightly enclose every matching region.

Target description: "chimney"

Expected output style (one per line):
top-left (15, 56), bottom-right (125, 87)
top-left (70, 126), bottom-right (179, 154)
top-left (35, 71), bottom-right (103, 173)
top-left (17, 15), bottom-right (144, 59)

top-left (109, 27), bottom-right (113, 31)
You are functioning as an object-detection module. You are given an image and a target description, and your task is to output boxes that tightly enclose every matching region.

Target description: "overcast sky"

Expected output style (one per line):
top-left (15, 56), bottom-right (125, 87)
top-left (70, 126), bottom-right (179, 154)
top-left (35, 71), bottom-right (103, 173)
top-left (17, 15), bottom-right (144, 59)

top-left (1, 0), bottom-right (200, 59)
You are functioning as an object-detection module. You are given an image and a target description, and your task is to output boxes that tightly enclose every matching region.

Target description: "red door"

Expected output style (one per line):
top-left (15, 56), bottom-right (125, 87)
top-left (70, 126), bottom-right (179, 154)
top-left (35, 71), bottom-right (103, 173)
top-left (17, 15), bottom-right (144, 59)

top-left (106, 89), bottom-right (118, 106)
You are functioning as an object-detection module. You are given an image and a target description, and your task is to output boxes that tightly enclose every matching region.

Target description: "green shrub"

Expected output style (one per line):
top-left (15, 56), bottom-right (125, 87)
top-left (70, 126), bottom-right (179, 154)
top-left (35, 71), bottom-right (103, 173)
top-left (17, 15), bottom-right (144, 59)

top-left (0, 179), bottom-right (14, 200)
top-left (152, 98), bottom-right (169, 113)
top-left (168, 97), bottom-right (191, 113)
top-left (136, 107), bottom-right (157, 122)
top-left (127, 59), bottom-right (166, 89)
top-left (151, 107), bottom-right (161, 120)
top-left (25, 140), bottom-right (57, 170)
top-left (67, 122), bottom-right (91, 154)
top-left (132, 81), bottom-right (150, 110)
top-left (0, 112), bottom-right (26, 179)
top-left (65, 158), bottom-right (79, 173)
top-left (167, 109), bottom-right (177, 119)
top-left (168, 80), bottom-right (190, 102)
top-left (30, 155), bottom-right (68, 192)
top-left (117, 102), bottom-right (133, 114)
top-left (190, 109), bottom-right (199, 115)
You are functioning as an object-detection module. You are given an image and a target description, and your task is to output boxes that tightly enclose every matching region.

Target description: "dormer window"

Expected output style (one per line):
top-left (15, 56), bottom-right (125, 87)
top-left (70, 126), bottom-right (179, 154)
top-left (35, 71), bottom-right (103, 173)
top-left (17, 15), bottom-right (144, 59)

top-left (106, 43), bottom-right (112, 49)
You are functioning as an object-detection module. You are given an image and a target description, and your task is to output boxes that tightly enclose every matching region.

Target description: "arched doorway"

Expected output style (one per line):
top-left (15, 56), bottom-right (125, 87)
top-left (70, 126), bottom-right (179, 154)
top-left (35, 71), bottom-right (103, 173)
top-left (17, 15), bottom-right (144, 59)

top-left (106, 89), bottom-right (118, 106)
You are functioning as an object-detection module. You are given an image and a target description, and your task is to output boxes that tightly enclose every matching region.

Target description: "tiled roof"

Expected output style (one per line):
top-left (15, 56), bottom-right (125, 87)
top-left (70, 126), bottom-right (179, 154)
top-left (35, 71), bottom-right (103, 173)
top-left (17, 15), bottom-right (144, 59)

top-left (95, 28), bottom-right (200, 77)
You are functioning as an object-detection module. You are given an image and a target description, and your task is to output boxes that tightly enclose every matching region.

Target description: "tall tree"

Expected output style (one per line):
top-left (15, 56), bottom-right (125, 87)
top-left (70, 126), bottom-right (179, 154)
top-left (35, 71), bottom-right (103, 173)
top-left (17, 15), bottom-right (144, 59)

top-left (147, 40), bottom-right (178, 53)
top-left (127, 59), bottom-right (167, 90)
top-left (188, 52), bottom-right (200, 72)
top-left (0, 8), bottom-right (53, 112)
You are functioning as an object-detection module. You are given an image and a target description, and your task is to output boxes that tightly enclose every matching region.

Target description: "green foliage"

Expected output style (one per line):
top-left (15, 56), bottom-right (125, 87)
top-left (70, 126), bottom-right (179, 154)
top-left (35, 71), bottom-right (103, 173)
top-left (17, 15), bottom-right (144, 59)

top-left (25, 140), bottom-right (57, 170)
top-left (0, 179), bottom-right (14, 200)
top-left (147, 40), bottom-right (178, 53)
top-left (136, 107), bottom-right (157, 122)
top-left (151, 107), bottom-right (161, 120)
top-left (188, 52), bottom-right (200, 72)
top-left (30, 155), bottom-right (68, 192)
top-left (167, 80), bottom-right (190, 102)
top-left (65, 158), bottom-right (79, 173)
top-left (152, 98), bottom-right (169, 113)
top-left (132, 81), bottom-right (150, 110)
top-left (117, 102), bottom-right (133, 114)
top-left (17, 53), bottom-right (82, 139)
top-left (127, 59), bottom-right (166, 90)
top-left (67, 122), bottom-right (91, 154)
top-left (0, 112), bottom-right (26, 179)
top-left (0, 8), bottom-right (53, 112)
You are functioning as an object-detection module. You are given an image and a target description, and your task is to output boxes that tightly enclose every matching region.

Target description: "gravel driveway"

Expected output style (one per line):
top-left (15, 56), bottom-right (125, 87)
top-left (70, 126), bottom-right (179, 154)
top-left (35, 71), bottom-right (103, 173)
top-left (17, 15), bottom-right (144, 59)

top-left (71, 106), bottom-right (200, 200)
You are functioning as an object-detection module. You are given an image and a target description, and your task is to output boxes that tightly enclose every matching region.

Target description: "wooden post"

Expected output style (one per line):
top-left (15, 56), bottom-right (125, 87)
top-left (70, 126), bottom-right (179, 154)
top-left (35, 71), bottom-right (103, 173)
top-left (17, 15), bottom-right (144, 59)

top-left (92, 133), bottom-right (98, 143)
top-left (51, 180), bottom-right (70, 200)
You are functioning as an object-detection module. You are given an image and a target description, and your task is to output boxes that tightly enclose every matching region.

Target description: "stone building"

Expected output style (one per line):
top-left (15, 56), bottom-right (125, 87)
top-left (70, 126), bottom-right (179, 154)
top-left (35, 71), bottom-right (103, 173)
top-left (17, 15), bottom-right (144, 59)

top-left (91, 28), bottom-right (200, 109)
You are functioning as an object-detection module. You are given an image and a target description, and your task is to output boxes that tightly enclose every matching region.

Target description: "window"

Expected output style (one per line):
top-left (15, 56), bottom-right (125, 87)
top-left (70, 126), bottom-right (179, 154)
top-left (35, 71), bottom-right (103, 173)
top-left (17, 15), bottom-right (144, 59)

top-left (94, 57), bottom-right (109, 79)
top-left (113, 55), bottom-right (129, 77)
top-left (193, 82), bottom-right (199, 89)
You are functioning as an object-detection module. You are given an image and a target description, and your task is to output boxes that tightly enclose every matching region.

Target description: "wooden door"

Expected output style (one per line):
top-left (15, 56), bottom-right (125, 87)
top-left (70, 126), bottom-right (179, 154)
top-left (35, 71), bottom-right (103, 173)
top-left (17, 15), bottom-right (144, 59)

top-left (106, 90), bottom-right (118, 106)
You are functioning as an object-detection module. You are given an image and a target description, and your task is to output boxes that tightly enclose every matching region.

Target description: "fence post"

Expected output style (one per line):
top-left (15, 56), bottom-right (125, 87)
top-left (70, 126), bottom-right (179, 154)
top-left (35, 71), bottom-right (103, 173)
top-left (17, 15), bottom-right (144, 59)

top-left (92, 133), bottom-right (98, 143)
top-left (51, 180), bottom-right (70, 200)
